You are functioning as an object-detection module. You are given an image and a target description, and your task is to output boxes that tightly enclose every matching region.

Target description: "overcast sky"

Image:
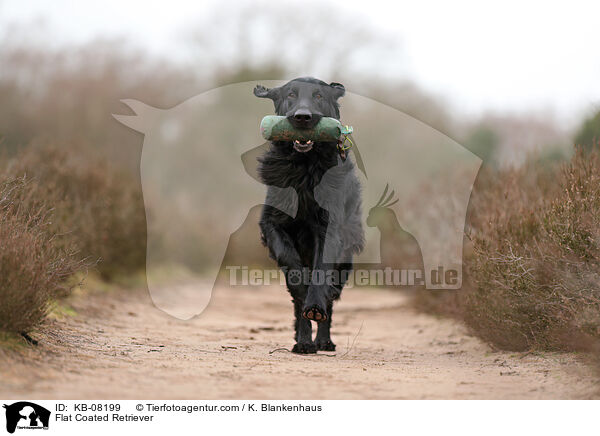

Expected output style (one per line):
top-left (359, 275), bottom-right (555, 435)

top-left (1, 0), bottom-right (599, 126)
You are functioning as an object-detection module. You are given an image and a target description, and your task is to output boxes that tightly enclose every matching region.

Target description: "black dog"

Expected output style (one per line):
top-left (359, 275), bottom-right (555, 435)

top-left (254, 77), bottom-right (364, 354)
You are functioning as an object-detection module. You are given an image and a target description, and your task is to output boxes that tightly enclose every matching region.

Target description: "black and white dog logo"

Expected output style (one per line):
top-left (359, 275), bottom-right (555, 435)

top-left (3, 402), bottom-right (50, 434)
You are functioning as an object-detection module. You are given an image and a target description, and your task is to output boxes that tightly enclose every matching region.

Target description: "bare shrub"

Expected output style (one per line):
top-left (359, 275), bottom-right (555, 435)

top-left (465, 148), bottom-right (600, 350)
top-left (5, 144), bottom-right (146, 279)
top-left (416, 147), bottom-right (600, 352)
top-left (0, 177), bottom-right (83, 333)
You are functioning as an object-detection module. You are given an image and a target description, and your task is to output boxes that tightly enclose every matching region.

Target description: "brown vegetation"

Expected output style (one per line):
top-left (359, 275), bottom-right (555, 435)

top-left (0, 143), bottom-right (147, 333)
top-left (0, 177), bottom-right (82, 333)
top-left (416, 145), bottom-right (600, 352)
top-left (5, 144), bottom-right (146, 279)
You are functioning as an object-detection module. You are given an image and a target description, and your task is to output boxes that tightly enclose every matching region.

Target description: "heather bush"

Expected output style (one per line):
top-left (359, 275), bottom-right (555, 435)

top-left (416, 146), bottom-right (600, 352)
top-left (0, 177), bottom-right (83, 333)
top-left (6, 145), bottom-right (146, 279)
top-left (464, 147), bottom-right (600, 350)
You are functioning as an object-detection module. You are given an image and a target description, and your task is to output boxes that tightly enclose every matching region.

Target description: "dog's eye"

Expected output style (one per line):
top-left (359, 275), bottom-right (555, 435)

top-left (315, 93), bottom-right (322, 99)
top-left (287, 92), bottom-right (296, 98)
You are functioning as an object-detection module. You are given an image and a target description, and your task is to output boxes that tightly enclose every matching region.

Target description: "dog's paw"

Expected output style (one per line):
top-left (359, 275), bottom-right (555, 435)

top-left (302, 305), bottom-right (328, 322)
top-left (292, 342), bottom-right (317, 354)
top-left (316, 340), bottom-right (336, 352)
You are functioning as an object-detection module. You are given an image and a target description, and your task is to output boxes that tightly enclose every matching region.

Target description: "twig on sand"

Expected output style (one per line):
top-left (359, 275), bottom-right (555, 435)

top-left (340, 322), bottom-right (364, 358)
top-left (269, 347), bottom-right (291, 354)
top-left (21, 332), bottom-right (38, 346)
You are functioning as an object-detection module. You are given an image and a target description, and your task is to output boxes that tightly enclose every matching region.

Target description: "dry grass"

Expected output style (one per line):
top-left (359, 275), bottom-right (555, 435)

top-left (5, 144), bottom-right (146, 279)
top-left (0, 177), bottom-right (83, 333)
top-left (0, 143), bottom-right (147, 334)
top-left (416, 145), bottom-right (600, 352)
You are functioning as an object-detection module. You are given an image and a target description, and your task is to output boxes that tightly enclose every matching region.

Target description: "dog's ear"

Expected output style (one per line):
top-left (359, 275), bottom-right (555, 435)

top-left (329, 82), bottom-right (345, 99)
top-left (253, 84), bottom-right (280, 101)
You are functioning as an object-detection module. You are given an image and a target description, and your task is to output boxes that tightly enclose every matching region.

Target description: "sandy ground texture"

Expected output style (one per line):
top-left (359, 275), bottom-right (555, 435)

top-left (1, 284), bottom-right (599, 399)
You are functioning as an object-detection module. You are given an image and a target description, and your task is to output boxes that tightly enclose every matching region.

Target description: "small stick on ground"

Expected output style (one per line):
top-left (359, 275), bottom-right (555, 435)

top-left (340, 322), bottom-right (364, 358)
top-left (21, 332), bottom-right (38, 346)
top-left (269, 347), bottom-right (291, 354)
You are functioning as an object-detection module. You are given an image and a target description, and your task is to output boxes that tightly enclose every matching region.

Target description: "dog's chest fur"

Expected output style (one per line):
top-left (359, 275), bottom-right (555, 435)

top-left (258, 141), bottom-right (347, 224)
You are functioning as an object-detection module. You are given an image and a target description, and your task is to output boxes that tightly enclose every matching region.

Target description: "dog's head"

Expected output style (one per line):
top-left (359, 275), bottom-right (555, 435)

top-left (254, 77), bottom-right (345, 130)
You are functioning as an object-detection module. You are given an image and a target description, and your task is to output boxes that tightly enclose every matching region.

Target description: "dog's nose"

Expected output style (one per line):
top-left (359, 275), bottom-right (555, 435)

top-left (293, 109), bottom-right (312, 122)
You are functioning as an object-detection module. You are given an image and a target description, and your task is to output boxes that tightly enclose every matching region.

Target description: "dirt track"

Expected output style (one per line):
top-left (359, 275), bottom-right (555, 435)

top-left (1, 284), bottom-right (598, 399)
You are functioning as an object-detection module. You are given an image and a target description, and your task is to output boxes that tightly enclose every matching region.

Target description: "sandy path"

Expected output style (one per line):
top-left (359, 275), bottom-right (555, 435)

top-left (1, 284), bottom-right (598, 399)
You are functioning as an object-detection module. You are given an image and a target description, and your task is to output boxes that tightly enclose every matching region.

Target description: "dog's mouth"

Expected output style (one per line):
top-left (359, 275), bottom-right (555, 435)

top-left (293, 139), bottom-right (313, 153)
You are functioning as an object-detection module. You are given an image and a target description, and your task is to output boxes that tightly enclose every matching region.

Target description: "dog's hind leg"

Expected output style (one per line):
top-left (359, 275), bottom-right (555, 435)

top-left (315, 262), bottom-right (351, 351)
top-left (315, 300), bottom-right (335, 351)
top-left (292, 298), bottom-right (316, 354)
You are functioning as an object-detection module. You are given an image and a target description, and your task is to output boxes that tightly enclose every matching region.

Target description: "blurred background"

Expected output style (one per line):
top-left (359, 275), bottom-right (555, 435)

top-left (2, 0), bottom-right (599, 270)
top-left (2, 0), bottom-right (599, 166)
top-left (3, 0), bottom-right (600, 351)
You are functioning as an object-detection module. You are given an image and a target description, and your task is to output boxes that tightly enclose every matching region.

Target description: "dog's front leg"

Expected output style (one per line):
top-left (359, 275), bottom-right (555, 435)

top-left (260, 211), bottom-right (314, 353)
top-left (302, 229), bottom-right (341, 323)
top-left (260, 213), bottom-right (305, 296)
